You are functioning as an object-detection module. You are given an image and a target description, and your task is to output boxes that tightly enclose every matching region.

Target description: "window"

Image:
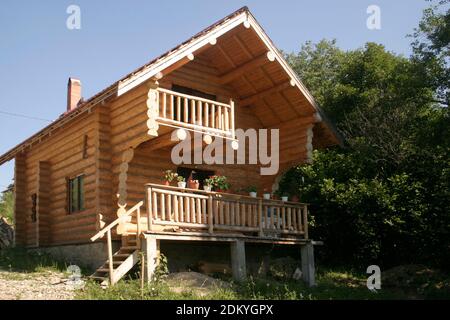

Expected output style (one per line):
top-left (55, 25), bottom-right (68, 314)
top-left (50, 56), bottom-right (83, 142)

top-left (172, 85), bottom-right (216, 123)
top-left (31, 193), bottom-right (37, 223)
top-left (67, 175), bottom-right (84, 213)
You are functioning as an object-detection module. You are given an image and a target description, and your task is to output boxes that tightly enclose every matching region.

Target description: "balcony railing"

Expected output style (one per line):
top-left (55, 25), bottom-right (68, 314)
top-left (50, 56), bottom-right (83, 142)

top-left (145, 183), bottom-right (308, 239)
top-left (156, 88), bottom-right (235, 138)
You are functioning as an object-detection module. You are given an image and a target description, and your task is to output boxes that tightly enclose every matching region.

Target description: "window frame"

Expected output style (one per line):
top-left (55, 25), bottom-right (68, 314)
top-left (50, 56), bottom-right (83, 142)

top-left (67, 174), bottom-right (85, 214)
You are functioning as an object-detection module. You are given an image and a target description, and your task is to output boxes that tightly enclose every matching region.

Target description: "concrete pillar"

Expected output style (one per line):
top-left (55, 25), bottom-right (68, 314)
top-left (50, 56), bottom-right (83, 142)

top-left (142, 236), bottom-right (160, 283)
top-left (301, 242), bottom-right (316, 287)
top-left (230, 240), bottom-right (246, 282)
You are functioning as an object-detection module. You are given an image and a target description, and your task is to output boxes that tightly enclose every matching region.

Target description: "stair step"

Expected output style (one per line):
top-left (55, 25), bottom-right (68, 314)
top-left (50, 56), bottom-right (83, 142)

top-left (120, 246), bottom-right (138, 251)
top-left (96, 268), bottom-right (117, 273)
top-left (90, 276), bottom-right (107, 281)
top-left (112, 253), bottom-right (131, 259)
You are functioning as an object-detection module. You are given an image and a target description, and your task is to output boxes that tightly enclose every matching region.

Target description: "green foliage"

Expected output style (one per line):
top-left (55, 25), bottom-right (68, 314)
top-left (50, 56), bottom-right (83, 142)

top-left (0, 185), bottom-right (14, 223)
top-left (0, 247), bottom-right (69, 273)
top-left (280, 2), bottom-right (450, 269)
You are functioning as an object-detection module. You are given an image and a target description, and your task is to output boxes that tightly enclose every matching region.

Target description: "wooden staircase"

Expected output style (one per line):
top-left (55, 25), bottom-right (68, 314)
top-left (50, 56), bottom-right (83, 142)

top-left (90, 236), bottom-right (140, 286)
top-left (90, 201), bottom-right (144, 286)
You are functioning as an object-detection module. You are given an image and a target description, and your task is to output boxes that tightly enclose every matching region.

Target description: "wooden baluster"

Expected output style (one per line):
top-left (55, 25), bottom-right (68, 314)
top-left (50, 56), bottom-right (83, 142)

top-left (235, 201), bottom-right (240, 225)
top-left (224, 106), bottom-right (229, 131)
top-left (218, 105), bottom-right (222, 130)
top-left (258, 200), bottom-right (263, 237)
top-left (281, 207), bottom-right (286, 230)
top-left (197, 101), bottom-right (202, 126)
top-left (160, 193), bottom-right (165, 221)
top-left (211, 104), bottom-right (216, 129)
top-left (190, 198), bottom-right (196, 223)
top-left (146, 187), bottom-right (153, 231)
top-left (292, 207), bottom-right (297, 231)
top-left (170, 94), bottom-right (174, 120)
top-left (219, 201), bottom-right (224, 225)
top-left (287, 207), bottom-right (292, 230)
top-left (230, 202), bottom-right (235, 226)
top-left (297, 207), bottom-right (302, 232)
top-left (162, 92), bottom-right (167, 118)
top-left (185, 196), bottom-right (190, 223)
top-left (176, 96), bottom-right (181, 121)
top-left (184, 97), bottom-right (188, 123)
top-left (107, 229), bottom-right (114, 285)
top-left (179, 196), bottom-right (184, 223)
top-left (196, 198), bottom-right (201, 224)
top-left (191, 100), bottom-right (196, 124)
top-left (205, 103), bottom-right (209, 127)
top-left (173, 195), bottom-right (179, 222)
top-left (167, 194), bottom-right (172, 221)
top-left (241, 203), bottom-right (246, 226)
top-left (208, 196), bottom-right (213, 233)
top-left (152, 191), bottom-right (157, 220)
top-left (213, 199), bottom-right (219, 226)
top-left (202, 199), bottom-right (207, 224)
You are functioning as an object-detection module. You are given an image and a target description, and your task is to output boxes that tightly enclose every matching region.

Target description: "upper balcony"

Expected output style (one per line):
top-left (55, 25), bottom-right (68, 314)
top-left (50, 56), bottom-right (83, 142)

top-left (156, 87), bottom-right (235, 140)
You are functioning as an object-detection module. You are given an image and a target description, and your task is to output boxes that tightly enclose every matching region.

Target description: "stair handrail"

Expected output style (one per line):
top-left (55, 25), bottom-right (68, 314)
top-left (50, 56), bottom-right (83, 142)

top-left (90, 201), bottom-right (144, 242)
top-left (90, 201), bottom-right (143, 286)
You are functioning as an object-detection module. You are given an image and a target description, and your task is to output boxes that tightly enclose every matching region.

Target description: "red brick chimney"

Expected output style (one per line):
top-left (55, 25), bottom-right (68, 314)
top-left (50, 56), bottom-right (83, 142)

top-left (67, 78), bottom-right (82, 111)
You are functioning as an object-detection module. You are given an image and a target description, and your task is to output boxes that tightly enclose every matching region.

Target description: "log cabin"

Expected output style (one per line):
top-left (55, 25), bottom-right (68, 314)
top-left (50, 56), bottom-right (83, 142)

top-left (0, 7), bottom-right (341, 286)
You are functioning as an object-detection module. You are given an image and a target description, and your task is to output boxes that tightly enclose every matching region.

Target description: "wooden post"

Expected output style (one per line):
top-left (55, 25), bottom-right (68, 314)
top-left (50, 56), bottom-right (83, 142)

top-left (301, 242), bottom-right (316, 287)
top-left (107, 229), bottom-right (114, 285)
top-left (147, 187), bottom-right (153, 231)
top-left (208, 195), bottom-right (214, 234)
top-left (136, 207), bottom-right (141, 248)
top-left (230, 240), bottom-right (246, 282)
top-left (143, 236), bottom-right (160, 283)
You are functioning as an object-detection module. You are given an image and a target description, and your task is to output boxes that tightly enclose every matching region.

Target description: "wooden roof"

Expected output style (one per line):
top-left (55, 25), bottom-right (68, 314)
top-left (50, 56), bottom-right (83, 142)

top-left (0, 6), bottom-right (341, 166)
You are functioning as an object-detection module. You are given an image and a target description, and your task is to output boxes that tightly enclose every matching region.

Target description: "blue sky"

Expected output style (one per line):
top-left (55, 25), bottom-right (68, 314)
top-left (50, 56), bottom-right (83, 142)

top-left (0, 1), bottom-right (433, 189)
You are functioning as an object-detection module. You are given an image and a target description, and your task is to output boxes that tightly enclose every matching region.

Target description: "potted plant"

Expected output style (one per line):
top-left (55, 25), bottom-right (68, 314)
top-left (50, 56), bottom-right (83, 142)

top-left (281, 193), bottom-right (289, 202)
top-left (247, 186), bottom-right (257, 198)
top-left (177, 176), bottom-right (186, 188)
top-left (163, 170), bottom-right (178, 186)
top-left (210, 175), bottom-right (229, 192)
top-left (263, 188), bottom-right (271, 200)
top-left (203, 178), bottom-right (213, 192)
top-left (291, 194), bottom-right (300, 202)
top-left (188, 178), bottom-right (200, 190)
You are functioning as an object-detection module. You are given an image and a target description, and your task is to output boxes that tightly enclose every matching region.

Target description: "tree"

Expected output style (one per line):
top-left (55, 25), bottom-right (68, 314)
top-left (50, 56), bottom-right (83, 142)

top-left (0, 184), bottom-right (14, 223)
top-left (280, 2), bottom-right (450, 268)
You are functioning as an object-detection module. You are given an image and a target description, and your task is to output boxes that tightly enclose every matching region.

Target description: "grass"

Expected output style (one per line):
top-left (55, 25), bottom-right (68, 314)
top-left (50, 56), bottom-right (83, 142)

top-left (1, 248), bottom-right (448, 300)
top-left (76, 268), bottom-right (439, 300)
top-left (0, 247), bottom-right (69, 274)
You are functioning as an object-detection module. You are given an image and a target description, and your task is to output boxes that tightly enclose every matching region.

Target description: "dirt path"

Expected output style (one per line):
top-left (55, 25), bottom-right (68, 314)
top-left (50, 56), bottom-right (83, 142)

top-left (0, 269), bottom-right (78, 300)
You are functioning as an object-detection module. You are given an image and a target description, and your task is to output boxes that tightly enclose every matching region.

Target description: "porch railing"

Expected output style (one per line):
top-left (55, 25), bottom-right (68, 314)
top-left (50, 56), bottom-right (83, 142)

top-left (156, 88), bottom-right (235, 138)
top-left (145, 184), bottom-right (308, 238)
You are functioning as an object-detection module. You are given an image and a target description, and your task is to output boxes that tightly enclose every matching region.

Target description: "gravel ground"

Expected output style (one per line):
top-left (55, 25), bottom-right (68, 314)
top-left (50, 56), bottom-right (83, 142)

top-left (0, 269), bottom-right (80, 300)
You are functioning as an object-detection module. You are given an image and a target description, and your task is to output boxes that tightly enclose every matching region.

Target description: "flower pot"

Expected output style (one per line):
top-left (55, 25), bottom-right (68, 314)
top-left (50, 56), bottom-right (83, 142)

top-left (281, 196), bottom-right (289, 202)
top-left (291, 195), bottom-right (300, 202)
top-left (203, 185), bottom-right (212, 192)
top-left (163, 180), bottom-right (170, 186)
top-left (263, 193), bottom-right (271, 200)
top-left (188, 181), bottom-right (199, 190)
top-left (177, 182), bottom-right (186, 188)
top-left (249, 192), bottom-right (257, 198)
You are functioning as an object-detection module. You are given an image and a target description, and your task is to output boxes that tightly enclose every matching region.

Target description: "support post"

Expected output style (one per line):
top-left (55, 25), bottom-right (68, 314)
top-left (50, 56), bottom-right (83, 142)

top-left (142, 236), bottom-right (160, 283)
top-left (300, 241), bottom-right (316, 287)
top-left (230, 240), bottom-right (246, 282)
